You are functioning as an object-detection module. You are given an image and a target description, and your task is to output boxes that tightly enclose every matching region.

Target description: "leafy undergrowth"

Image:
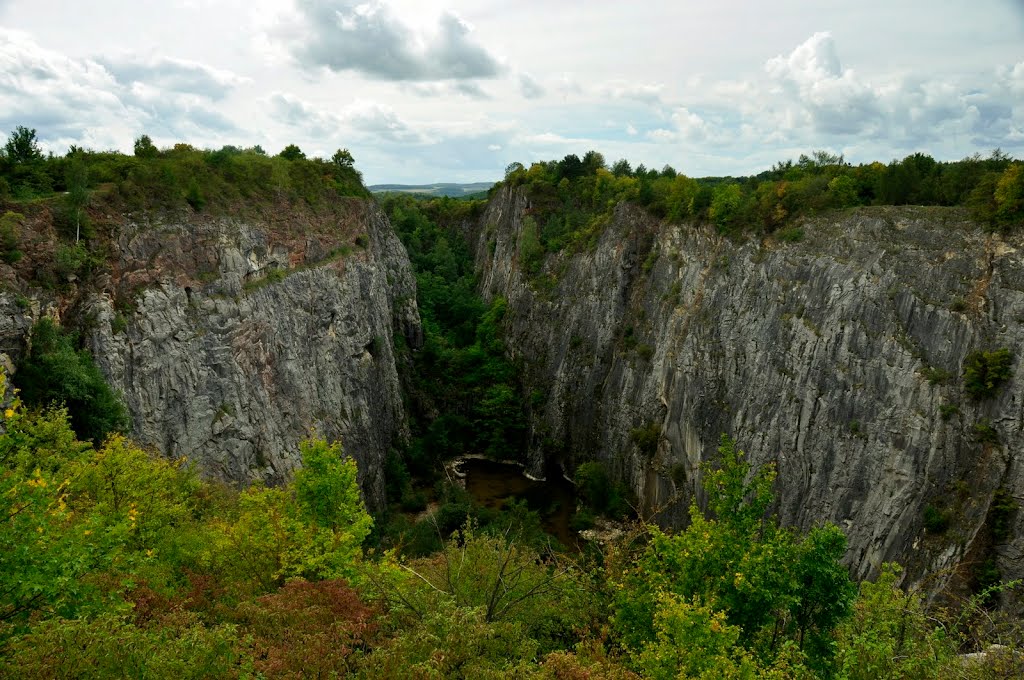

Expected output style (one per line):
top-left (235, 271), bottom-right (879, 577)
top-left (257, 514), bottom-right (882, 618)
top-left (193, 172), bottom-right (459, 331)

top-left (1, 373), bottom-right (1020, 678)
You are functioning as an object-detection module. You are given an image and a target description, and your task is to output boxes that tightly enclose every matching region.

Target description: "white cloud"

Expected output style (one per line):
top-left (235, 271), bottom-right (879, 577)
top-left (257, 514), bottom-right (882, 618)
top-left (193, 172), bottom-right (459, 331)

top-left (598, 80), bottom-right (665, 106)
top-left (99, 55), bottom-right (249, 100)
top-left (0, 29), bottom-right (249, 151)
top-left (648, 32), bottom-right (1024, 166)
top-left (274, 0), bottom-right (503, 81)
top-left (518, 72), bottom-right (544, 99)
top-left (268, 91), bottom-right (426, 144)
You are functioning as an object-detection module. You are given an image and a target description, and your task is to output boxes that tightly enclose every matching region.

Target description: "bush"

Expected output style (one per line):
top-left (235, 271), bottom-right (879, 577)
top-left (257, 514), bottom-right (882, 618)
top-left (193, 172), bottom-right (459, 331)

top-left (0, 210), bottom-right (23, 263)
top-left (53, 242), bottom-right (91, 279)
top-left (973, 418), bottom-right (1000, 445)
top-left (964, 348), bottom-right (1013, 400)
top-left (574, 461), bottom-right (632, 519)
top-left (629, 422), bottom-right (660, 456)
top-left (923, 504), bottom-right (951, 534)
top-left (0, 613), bottom-right (244, 679)
top-left (15, 318), bottom-right (129, 442)
top-left (233, 579), bottom-right (378, 678)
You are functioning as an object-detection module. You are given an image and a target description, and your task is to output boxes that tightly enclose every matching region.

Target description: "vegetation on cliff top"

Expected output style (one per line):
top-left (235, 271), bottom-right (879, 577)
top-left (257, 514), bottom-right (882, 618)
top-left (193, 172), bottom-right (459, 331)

top-left (499, 148), bottom-right (1024, 256)
top-left (0, 126), bottom-right (367, 220)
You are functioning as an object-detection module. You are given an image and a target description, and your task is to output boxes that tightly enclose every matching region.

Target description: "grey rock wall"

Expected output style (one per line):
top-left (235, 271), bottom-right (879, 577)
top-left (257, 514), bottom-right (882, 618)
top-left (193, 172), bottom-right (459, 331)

top-left (472, 185), bottom-right (1024, 605)
top-left (2, 201), bottom-right (420, 511)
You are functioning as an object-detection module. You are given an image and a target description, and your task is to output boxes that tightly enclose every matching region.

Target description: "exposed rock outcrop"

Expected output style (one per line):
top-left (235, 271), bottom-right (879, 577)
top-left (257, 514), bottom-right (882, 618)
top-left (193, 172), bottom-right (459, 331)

top-left (1, 200), bottom-right (421, 510)
top-left (471, 185), bottom-right (1024, 606)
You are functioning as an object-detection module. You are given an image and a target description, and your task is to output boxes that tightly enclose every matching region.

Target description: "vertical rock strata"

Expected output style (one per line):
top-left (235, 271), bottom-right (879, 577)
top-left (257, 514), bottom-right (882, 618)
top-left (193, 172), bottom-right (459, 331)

top-left (472, 185), bottom-right (1024, 600)
top-left (3, 200), bottom-right (421, 511)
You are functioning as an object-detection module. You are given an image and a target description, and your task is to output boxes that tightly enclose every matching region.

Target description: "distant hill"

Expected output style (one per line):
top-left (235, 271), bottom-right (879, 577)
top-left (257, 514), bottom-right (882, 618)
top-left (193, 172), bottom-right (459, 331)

top-left (369, 182), bottom-right (495, 198)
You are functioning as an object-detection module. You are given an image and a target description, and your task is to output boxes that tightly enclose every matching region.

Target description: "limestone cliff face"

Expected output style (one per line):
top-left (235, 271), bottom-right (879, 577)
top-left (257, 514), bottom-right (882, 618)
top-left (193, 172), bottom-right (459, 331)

top-left (1, 200), bottom-right (421, 510)
top-left (471, 185), bottom-right (1024, 602)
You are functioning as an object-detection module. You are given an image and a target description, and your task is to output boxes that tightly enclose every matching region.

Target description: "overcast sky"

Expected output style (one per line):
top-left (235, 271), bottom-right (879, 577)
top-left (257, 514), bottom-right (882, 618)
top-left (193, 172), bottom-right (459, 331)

top-left (1, 0), bottom-right (1022, 184)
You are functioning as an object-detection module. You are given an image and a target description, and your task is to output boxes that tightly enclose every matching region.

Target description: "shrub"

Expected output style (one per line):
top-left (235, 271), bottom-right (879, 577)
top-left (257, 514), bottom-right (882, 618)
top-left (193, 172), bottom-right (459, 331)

top-left (973, 418), bottom-right (1000, 445)
top-left (574, 461), bottom-right (632, 518)
top-left (630, 422), bottom-right (660, 456)
top-left (0, 210), bottom-right (23, 264)
top-left (15, 318), bottom-right (129, 442)
top-left (234, 579), bottom-right (378, 678)
top-left (964, 348), bottom-right (1013, 400)
top-left (53, 242), bottom-right (91, 280)
top-left (776, 225), bottom-right (805, 242)
top-left (923, 504), bottom-right (951, 534)
top-left (0, 613), bottom-right (244, 679)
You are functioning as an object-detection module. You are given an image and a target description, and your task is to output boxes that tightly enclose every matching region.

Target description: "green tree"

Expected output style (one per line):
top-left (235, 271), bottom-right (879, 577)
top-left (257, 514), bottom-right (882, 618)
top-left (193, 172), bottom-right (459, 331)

top-left (133, 134), bottom-right (159, 159)
top-left (64, 156), bottom-right (90, 241)
top-left (372, 520), bottom-right (594, 654)
top-left (331, 148), bottom-right (355, 169)
top-left (612, 435), bottom-right (855, 674)
top-left (994, 163), bottom-right (1024, 227)
top-left (963, 348), bottom-right (1013, 400)
top-left (214, 437), bottom-right (372, 589)
top-left (611, 158), bottom-right (633, 177)
top-left (518, 216), bottom-right (544, 275)
top-left (16, 319), bottom-right (129, 443)
top-left (293, 438), bottom-right (371, 536)
top-left (827, 174), bottom-right (859, 209)
top-left (4, 126), bottom-right (42, 164)
top-left (835, 564), bottom-right (952, 679)
top-left (278, 144), bottom-right (306, 161)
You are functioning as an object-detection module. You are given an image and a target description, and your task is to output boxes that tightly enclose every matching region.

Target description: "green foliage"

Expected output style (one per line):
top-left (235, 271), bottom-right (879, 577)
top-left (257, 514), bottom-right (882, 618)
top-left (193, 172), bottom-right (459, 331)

top-left (963, 347), bottom-right (1013, 399)
top-left (709, 183), bottom-right (747, 233)
top-left (277, 143), bottom-right (306, 161)
top-left (0, 132), bottom-right (367, 216)
top-left (213, 438), bottom-right (372, 589)
top-left (574, 461), bottom-right (632, 519)
top-left (988, 487), bottom-right (1018, 543)
top-left (0, 210), bottom-right (24, 264)
top-left (923, 504), bottom-right (951, 534)
top-left (973, 418), bottom-right (1000, 445)
top-left (0, 612), bottom-right (245, 679)
top-left (494, 148), bottom-right (1023, 244)
top-left (519, 215), bottom-right (545, 275)
top-left (16, 318), bottom-right (129, 442)
top-left (835, 564), bottom-right (952, 679)
top-left (63, 156), bottom-right (90, 241)
top-left (921, 365), bottom-right (953, 385)
top-left (53, 241), bottom-right (92, 279)
top-left (4, 126), bottom-right (42, 164)
top-left (294, 438), bottom-right (371, 536)
top-left (360, 599), bottom-right (538, 678)
top-left (775, 225), bottom-right (805, 242)
top-left (612, 435), bottom-right (855, 676)
top-left (633, 594), bottom-right (762, 679)
top-left (371, 521), bottom-right (595, 657)
top-left (630, 422), bottom-right (661, 457)
top-left (381, 194), bottom-right (527, 473)
top-left (133, 134), bottom-right (159, 158)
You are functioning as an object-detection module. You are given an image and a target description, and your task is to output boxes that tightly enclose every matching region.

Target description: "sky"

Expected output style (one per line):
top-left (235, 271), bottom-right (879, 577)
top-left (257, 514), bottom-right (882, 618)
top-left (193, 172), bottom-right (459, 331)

top-left (0, 0), bottom-right (1022, 184)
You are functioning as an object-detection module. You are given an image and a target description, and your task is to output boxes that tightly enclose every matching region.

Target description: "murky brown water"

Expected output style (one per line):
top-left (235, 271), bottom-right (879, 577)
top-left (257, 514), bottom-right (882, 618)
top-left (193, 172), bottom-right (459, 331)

top-left (460, 458), bottom-right (578, 548)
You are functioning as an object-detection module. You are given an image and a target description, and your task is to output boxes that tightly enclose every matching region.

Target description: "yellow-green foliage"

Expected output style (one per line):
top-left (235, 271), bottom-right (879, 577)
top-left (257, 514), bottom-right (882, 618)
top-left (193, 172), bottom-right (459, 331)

top-left (611, 435), bottom-right (855, 677)
top-left (1, 378), bottom-right (1019, 678)
top-left (834, 564), bottom-right (953, 679)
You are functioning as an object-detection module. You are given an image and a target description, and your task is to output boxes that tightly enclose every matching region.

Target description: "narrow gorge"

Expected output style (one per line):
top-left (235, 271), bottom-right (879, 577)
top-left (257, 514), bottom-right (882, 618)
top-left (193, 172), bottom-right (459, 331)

top-left (466, 184), bottom-right (1024, 606)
